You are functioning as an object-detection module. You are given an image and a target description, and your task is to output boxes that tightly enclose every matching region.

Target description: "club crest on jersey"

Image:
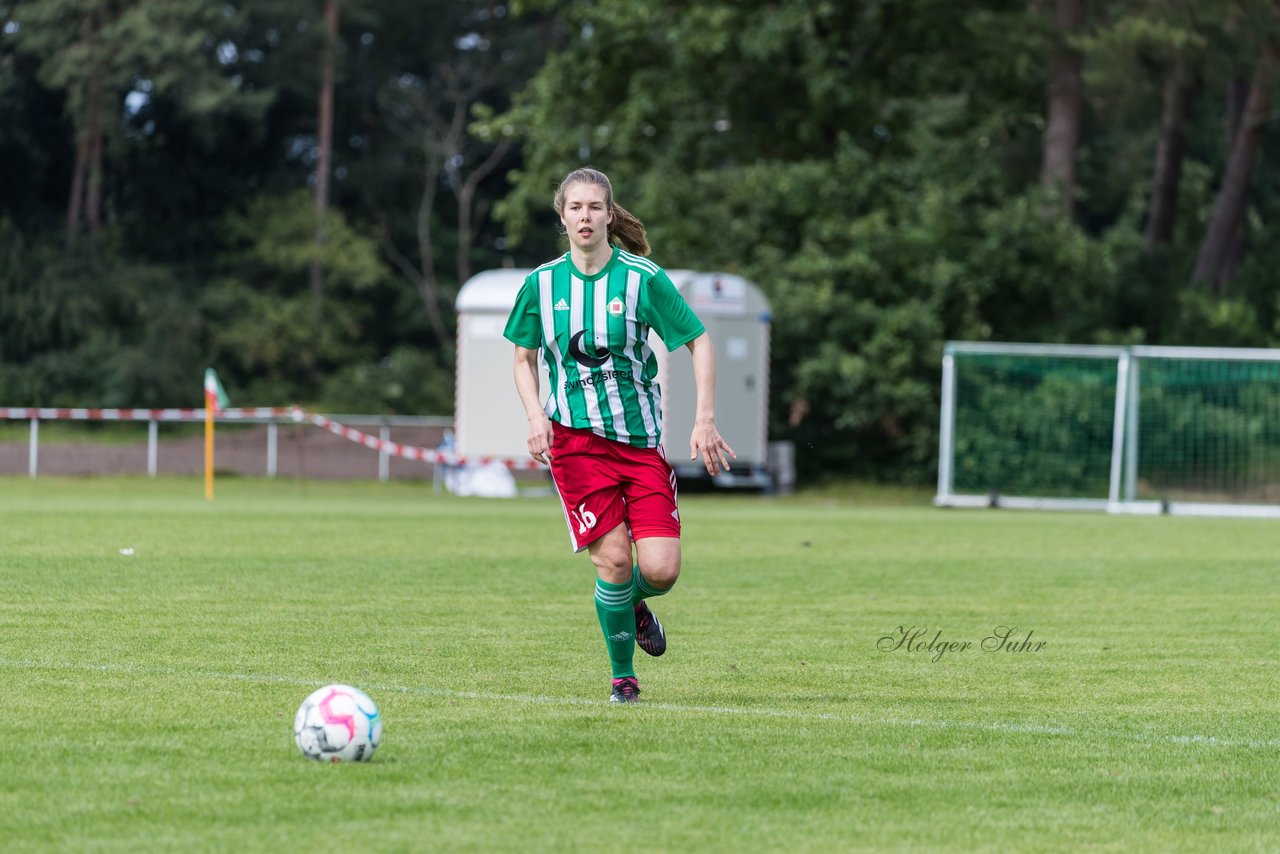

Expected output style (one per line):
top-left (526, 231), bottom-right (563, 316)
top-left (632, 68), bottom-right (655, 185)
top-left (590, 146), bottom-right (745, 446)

top-left (607, 297), bottom-right (625, 317)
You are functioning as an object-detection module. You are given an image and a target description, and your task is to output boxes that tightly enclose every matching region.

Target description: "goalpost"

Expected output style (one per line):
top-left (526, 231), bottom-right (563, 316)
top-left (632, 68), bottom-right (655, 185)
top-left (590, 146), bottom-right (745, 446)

top-left (936, 342), bottom-right (1280, 518)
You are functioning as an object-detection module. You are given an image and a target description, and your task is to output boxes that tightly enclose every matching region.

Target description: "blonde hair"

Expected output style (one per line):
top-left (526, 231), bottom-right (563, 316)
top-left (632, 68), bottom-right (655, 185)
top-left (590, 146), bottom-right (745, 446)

top-left (553, 167), bottom-right (651, 256)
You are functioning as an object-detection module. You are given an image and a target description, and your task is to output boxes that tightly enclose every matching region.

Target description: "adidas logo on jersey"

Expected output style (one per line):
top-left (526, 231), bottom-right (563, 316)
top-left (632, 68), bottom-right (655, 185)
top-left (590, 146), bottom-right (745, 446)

top-left (554, 299), bottom-right (570, 311)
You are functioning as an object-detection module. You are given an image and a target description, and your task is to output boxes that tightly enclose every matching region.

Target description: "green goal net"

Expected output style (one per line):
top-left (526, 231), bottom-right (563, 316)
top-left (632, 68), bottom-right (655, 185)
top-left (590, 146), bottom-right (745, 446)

top-left (949, 350), bottom-right (1118, 500)
top-left (1132, 355), bottom-right (1280, 504)
top-left (937, 343), bottom-right (1280, 516)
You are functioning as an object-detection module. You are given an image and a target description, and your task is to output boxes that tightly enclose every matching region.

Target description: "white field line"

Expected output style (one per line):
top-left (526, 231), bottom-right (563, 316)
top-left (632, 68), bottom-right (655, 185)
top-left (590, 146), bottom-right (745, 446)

top-left (3, 656), bottom-right (1277, 751)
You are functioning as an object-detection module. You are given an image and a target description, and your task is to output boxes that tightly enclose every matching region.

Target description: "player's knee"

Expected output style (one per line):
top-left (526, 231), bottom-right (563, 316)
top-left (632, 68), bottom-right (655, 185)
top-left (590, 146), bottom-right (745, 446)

top-left (641, 560), bottom-right (680, 591)
top-left (591, 548), bottom-right (632, 584)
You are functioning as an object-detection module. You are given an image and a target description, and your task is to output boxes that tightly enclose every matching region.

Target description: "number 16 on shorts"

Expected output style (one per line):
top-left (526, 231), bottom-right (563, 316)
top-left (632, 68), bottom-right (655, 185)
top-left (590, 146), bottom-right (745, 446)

top-left (570, 503), bottom-right (597, 535)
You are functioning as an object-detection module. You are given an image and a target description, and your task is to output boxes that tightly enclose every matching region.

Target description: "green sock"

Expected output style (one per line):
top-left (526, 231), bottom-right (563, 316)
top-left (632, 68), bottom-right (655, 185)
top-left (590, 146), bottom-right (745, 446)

top-left (595, 578), bottom-right (636, 679)
top-left (631, 564), bottom-right (671, 606)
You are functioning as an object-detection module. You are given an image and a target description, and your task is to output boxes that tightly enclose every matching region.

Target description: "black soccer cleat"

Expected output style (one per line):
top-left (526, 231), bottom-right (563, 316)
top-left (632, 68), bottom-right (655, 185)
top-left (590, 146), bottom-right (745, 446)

top-left (610, 677), bottom-right (641, 703)
top-left (634, 601), bottom-right (667, 657)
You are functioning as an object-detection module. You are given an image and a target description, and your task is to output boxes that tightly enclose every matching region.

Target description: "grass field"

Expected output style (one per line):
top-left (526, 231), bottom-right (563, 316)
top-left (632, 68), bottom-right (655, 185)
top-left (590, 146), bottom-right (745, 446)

top-left (2, 477), bottom-right (1277, 852)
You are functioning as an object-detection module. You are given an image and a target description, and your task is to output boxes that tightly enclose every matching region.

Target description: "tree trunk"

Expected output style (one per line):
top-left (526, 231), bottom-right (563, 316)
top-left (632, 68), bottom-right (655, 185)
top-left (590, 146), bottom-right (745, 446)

top-left (310, 0), bottom-right (339, 301)
top-left (1226, 74), bottom-right (1250, 149)
top-left (67, 125), bottom-right (89, 243)
top-left (456, 182), bottom-right (475, 289)
top-left (1191, 45), bottom-right (1276, 292)
top-left (415, 149), bottom-right (450, 344)
top-left (1143, 65), bottom-right (1197, 252)
top-left (1040, 0), bottom-right (1086, 217)
top-left (1220, 74), bottom-right (1250, 281)
top-left (65, 15), bottom-right (94, 244)
top-left (455, 138), bottom-right (511, 286)
top-left (1221, 220), bottom-right (1247, 285)
top-left (85, 86), bottom-right (104, 240)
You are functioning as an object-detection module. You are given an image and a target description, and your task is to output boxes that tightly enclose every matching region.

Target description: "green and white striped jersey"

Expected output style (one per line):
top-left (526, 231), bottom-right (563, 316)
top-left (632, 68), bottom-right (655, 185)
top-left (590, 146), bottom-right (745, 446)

top-left (503, 247), bottom-right (705, 448)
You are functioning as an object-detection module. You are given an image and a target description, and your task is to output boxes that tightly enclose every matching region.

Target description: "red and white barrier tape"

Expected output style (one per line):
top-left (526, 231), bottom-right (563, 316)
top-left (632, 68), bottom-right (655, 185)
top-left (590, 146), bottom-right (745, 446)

top-left (287, 407), bottom-right (543, 470)
top-left (0, 406), bottom-right (289, 421)
top-left (0, 405), bottom-right (543, 470)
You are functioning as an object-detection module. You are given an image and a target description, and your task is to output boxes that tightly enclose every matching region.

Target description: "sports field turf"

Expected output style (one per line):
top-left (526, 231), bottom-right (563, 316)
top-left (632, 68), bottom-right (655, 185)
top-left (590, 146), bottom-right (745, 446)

top-left (1, 477), bottom-right (1277, 852)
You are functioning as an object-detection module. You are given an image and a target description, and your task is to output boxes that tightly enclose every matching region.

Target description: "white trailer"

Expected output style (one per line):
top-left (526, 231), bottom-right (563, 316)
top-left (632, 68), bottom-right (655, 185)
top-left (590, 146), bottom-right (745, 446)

top-left (454, 267), bottom-right (772, 488)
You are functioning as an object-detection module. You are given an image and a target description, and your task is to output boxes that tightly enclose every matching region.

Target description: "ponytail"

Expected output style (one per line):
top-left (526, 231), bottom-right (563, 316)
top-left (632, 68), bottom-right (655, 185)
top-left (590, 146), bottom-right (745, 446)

top-left (609, 203), bottom-right (650, 257)
top-left (553, 167), bottom-right (651, 257)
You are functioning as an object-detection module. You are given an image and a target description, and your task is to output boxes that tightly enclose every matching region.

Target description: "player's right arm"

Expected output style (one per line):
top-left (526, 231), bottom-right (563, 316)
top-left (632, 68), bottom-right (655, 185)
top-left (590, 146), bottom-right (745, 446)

top-left (505, 275), bottom-right (553, 464)
top-left (514, 345), bottom-right (554, 464)
top-left (687, 332), bottom-right (735, 475)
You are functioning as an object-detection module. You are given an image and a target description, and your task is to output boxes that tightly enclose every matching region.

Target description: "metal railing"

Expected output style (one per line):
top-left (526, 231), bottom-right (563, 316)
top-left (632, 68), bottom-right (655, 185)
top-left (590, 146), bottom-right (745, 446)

top-left (0, 407), bottom-right (453, 481)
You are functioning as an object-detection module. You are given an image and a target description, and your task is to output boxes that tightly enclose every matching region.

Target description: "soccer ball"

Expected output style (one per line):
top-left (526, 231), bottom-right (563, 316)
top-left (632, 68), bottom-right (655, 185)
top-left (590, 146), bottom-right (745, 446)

top-left (294, 684), bottom-right (383, 763)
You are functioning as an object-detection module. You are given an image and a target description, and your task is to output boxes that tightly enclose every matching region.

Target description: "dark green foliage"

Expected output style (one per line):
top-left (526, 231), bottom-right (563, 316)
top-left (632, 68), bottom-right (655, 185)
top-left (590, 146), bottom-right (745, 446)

top-left (317, 345), bottom-right (455, 415)
top-left (201, 190), bottom-right (387, 403)
top-left (0, 0), bottom-right (555, 417)
top-left (0, 219), bottom-right (202, 405)
top-left (5, 1), bottom-right (1280, 482)
top-left (496, 0), bottom-right (1280, 483)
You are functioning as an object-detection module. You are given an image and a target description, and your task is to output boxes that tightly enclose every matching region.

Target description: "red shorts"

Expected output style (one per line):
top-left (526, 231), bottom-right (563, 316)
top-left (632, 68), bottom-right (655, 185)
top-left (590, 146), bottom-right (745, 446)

top-left (547, 422), bottom-right (681, 552)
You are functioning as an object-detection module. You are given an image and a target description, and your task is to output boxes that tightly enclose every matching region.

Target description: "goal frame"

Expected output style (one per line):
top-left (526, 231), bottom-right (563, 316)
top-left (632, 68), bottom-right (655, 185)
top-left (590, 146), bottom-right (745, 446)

top-left (935, 341), bottom-right (1280, 518)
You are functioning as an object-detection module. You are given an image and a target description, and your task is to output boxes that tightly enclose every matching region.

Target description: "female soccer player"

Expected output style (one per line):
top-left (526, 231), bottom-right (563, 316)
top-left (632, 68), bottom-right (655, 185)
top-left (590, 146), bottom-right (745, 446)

top-left (504, 167), bottom-right (735, 703)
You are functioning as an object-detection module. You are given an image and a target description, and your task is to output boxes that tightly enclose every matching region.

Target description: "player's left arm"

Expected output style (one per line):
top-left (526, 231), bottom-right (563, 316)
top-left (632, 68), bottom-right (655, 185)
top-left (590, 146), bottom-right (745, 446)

top-left (686, 332), bottom-right (736, 476)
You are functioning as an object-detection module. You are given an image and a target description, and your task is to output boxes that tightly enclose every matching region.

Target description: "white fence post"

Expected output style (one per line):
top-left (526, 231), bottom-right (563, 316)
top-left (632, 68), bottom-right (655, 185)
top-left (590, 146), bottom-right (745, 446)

top-left (1107, 350), bottom-right (1131, 508)
top-left (378, 425), bottom-right (390, 482)
top-left (1124, 356), bottom-right (1140, 502)
top-left (935, 351), bottom-right (956, 504)
top-left (266, 422), bottom-right (278, 477)
top-left (28, 417), bottom-right (38, 479)
top-left (147, 419), bottom-right (159, 477)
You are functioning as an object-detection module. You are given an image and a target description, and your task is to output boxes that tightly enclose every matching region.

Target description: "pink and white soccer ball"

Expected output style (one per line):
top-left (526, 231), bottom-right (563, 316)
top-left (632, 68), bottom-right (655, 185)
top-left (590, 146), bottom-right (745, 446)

top-left (294, 684), bottom-right (383, 763)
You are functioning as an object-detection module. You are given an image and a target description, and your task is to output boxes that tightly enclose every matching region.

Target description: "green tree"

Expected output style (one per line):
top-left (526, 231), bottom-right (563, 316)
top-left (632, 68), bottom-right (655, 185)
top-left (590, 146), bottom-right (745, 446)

top-left (204, 190), bottom-right (386, 403)
top-left (357, 0), bottom-right (550, 345)
top-left (498, 0), bottom-right (1075, 480)
top-left (1081, 1), bottom-right (1211, 252)
top-left (5, 0), bottom-right (257, 243)
top-left (1039, 0), bottom-right (1088, 218)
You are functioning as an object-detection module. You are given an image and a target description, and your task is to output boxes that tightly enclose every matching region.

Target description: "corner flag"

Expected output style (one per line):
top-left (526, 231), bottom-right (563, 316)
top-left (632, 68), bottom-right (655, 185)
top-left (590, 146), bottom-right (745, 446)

top-left (204, 368), bottom-right (230, 414)
top-left (203, 369), bottom-right (229, 500)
